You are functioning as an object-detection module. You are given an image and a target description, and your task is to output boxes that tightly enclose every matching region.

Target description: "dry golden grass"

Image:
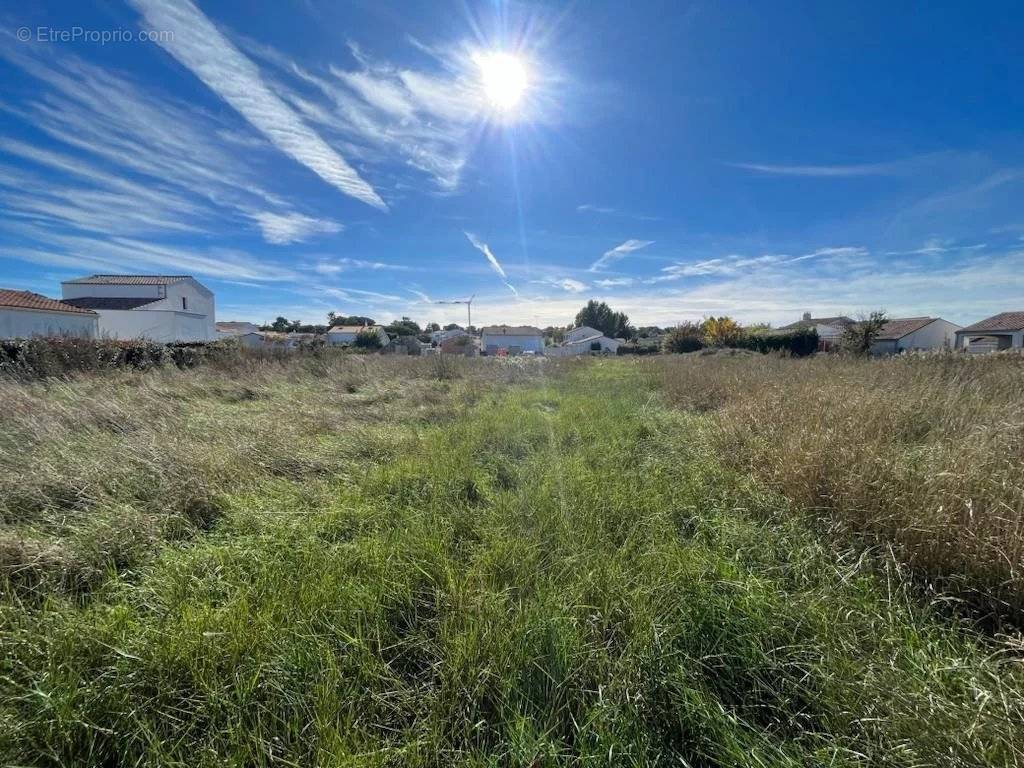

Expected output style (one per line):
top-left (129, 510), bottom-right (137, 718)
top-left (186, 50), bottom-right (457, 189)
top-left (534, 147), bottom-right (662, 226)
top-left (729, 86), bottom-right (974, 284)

top-left (650, 351), bottom-right (1024, 621)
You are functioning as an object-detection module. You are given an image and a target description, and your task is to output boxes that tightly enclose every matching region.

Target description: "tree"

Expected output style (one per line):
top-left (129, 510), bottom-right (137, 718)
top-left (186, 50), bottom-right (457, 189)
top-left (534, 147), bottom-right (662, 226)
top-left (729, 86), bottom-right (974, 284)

top-left (702, 316), bottom-right (743, 347)
top-left (354, 328), bottom-right (383, 350)
top-left (662, 323), bottom-right (704, 353)
top-left (574, 300), bottom-right (633, 338)
top-left (385, 316), bottom-right (422, 337)
top-left (327, 314), bottom-right (376, 327)
top-left (443, 323), bottom-right (463, 331)
top-left (426, 322), bottom-right (441, 333)
top-left (266, 316), bottom-right (298, 332)
top-left (842, 310), bottom-right (888, 355)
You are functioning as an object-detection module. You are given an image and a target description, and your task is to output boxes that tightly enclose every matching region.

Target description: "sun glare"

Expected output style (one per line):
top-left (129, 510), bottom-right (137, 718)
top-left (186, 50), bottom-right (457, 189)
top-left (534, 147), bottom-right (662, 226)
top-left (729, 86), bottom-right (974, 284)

top-left (474, 51), bottom-right (529, 112)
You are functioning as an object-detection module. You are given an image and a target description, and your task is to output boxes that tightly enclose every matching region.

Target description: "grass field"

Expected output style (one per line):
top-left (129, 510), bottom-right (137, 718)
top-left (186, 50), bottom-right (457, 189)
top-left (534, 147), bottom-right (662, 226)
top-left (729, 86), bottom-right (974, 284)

top-left (2, 354), bottom-right (1023, 766)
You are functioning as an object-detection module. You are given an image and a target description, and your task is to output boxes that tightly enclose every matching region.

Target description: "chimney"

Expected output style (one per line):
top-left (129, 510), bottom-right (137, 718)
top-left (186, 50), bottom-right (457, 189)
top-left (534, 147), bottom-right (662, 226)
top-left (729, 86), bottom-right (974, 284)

top-left (802, 311), bottom-right (812, 321)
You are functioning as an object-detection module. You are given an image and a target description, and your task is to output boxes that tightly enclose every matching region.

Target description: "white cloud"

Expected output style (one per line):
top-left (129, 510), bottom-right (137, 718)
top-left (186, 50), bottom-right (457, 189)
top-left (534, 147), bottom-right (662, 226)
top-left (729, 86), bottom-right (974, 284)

top-left (250, 212), bottom-right (342, 244)
top-left (0, 46), bottom-right (340, 245)
top-left (311, 257), bottom-right (408, 275)
top-left (590, 239), bottom-right (655, 271)
top-left (464, 231), bottom-right (508, 279)
top-left (129, 0), bottom-right (386, 210)
top-left (241, 37), bottom-right (488, 193)
top-left (594, 277), bottom-right (634, 288)
top-left (728, 161), bottom-right (902, 177)
top-left (787, 246), bottom-right (868, 263)
top-left (534, 277), bottom-right (587, 293)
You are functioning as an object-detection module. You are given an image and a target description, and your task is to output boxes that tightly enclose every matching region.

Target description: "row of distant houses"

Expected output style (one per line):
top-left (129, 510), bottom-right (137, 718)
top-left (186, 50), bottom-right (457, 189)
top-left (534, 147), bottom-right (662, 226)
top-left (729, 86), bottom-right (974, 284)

top-left (1, 274), bottom-right (1023, 355)
top-left (778, 311), bottom-right (1024, 353)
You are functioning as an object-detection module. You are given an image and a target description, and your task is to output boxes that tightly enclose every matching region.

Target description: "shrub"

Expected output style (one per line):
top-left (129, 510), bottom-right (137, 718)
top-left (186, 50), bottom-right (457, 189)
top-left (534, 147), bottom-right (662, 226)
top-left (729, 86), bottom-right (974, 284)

top-left (732, 328), bottom-right (819, 357)
top-left (701, 316), bottom-right (743, 347)
top-left (0, 337), bottom-right (241, 379)
top-left (354, 329), bottom-right (384, 350)
top-left (661, 323), bottom-right (705, 354)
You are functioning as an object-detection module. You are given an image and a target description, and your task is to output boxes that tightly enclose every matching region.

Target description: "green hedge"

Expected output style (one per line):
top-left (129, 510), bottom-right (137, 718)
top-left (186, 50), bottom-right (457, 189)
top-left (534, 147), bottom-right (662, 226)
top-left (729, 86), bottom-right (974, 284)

top-left (733, 329), bottom-right (819, 357)
top-left (0, 337), bottom-right (241, 379)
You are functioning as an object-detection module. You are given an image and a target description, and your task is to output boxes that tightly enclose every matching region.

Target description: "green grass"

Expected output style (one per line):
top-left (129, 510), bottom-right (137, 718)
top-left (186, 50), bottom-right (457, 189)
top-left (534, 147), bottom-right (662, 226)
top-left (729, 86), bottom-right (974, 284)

top-left (2, 358), bottom-right (1023, 766)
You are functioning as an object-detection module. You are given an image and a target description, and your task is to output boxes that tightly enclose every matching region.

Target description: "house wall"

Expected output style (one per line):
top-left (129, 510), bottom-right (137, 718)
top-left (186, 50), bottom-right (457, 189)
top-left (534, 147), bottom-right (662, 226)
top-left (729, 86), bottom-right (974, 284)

top-left (0, 308), bottom-right (98, 339)
top-left (548, 336), bottom-right (621, 357)
top-left (957, 330), bottom-right (1024, 352)
top-left (481, 333), bottom-right (544, 354)
top-left (898, 319), bottom-right (960, 351)
top-left (93, 309), bottom-right (211, 343)
top-left (62, 279), bottom-right (215, 340)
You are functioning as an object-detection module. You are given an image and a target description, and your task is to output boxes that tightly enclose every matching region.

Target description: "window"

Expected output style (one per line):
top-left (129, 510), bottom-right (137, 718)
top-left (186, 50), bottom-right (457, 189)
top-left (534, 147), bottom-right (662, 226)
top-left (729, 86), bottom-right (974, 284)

top-left (182, 297), bottom-right (188, 311)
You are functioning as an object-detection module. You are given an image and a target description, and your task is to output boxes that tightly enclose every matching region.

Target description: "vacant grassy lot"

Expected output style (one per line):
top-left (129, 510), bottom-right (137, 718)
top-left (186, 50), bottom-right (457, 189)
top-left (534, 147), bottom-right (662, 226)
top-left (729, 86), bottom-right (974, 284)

top-left (651, 352), bottom-right (1024, 622)
top-left (2, 354), bottom-right (1023, 766)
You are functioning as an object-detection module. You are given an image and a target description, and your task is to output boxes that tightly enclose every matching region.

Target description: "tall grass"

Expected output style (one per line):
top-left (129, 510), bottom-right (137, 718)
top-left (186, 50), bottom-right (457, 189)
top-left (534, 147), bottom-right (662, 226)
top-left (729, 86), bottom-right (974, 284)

top-left (1, 359), bottom-right (1022, 764)
top-left (651, 352), bottom-right (1024, 622)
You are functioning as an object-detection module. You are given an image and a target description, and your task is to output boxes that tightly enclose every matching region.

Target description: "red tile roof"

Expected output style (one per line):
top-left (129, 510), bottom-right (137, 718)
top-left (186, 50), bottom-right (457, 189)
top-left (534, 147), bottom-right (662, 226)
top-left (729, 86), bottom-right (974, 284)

top-left (0, 289), bottom-right (97, 315)
top-left (958, 312), bottom-right (1024, 334)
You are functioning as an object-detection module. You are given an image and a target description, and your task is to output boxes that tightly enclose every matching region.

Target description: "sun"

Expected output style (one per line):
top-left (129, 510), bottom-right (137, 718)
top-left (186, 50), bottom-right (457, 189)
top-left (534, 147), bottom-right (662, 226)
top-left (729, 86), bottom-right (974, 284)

top-left (474, 51), bottom-right (529, 112)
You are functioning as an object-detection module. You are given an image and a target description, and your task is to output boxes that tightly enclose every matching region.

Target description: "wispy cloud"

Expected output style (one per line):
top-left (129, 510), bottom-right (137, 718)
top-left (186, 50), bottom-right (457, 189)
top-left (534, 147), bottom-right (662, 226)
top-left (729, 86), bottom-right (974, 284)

top-left (577, 204), bottom-right (659, 221)
top-left (787, 246), bottom-right (868, 263)
top-left (311, 257), bottom-right (409, 275)
top-left (240, 37), bottom-right (490, 193)
top-left (655, 247), bottom-right (869, 282)
top-left (727, 161), bottom-right (903, 177)
top-left (590, 239), bottom-right (654, 271)
top-left (464, 231), bottom-right (508, 279)
top-left (0, 44), bottom-right (340, 245)
top-left (250, 212), bottom-right (341, 244)
top-left (594, 277), bottom-right (634, 288)
top-left (534, 277), bottom-right (588, 293)
top-left (129, 0), bottom-right (386, 210)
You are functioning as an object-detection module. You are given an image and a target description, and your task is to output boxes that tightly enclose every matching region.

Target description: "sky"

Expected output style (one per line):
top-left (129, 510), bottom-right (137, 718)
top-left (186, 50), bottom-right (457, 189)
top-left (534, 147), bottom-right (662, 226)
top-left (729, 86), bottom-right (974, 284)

top-left (1, 0), bottom-right (1023, 329)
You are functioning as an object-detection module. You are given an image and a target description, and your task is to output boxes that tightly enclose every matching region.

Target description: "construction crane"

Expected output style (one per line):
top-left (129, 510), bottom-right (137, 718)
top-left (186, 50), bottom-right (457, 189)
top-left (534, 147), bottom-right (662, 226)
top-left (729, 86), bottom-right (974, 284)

top-left (435, 294), bottom-right (475, 330)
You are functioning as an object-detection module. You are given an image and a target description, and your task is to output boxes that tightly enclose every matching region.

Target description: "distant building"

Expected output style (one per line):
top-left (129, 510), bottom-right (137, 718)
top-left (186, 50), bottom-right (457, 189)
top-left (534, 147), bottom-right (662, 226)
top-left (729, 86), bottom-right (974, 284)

top-left (776, 312), bottom-right (854, 350)
top-left (216, 321), bottom-right (261, 337)
top-left (869, 317), bottom-right (960, 355)
top-left (954, 312), bottom-right (1024, 353)
top-left (326, 325), bottom-right (390, 346)
top-left (61, 275), bottom-right (215, 342)
top-left (548, 326), bottom-right (621, 357)
top-left (431, 327), bottom-right (469, 344)
top-left (0, 289), bottom-right (98, 339)
top-left (480, 325), bottom-right (544, 355)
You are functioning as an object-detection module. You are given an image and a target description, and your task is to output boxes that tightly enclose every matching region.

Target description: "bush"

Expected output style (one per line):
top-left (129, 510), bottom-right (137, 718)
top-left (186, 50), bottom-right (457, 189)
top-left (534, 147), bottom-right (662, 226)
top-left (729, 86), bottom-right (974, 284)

top-left (354, 329), bottom-right (384, 350)
top-left (732, 328), bottom-right (818, 357)
top-left (616, 343), bottom-right (659, 356)
top-left (0, 337), bottom-right (240, 379)
top-left (661, 323), bottom-right (705, 354)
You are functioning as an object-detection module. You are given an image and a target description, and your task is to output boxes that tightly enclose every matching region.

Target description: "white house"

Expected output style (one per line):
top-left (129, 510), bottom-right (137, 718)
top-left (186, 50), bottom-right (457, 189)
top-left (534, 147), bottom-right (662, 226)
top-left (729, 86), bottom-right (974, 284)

top-left (548, 326), bottom-right (621, 357)
top-left (61, 275), bottom-right (215, 342)
top-left (326, 325), bottom-right (390, 346)
top-left (480, 325), bottom-right (544, 355)
top-left (0, 289), bottom-right (98, 339)
top-left (870, 317), bottom-right (961, 355)
top-left (431, 327), bottom-right (469, 344)
top-left (954, 312), bottom-right (1024, 353)
top-left (776, 313), bottom-right (854, 350)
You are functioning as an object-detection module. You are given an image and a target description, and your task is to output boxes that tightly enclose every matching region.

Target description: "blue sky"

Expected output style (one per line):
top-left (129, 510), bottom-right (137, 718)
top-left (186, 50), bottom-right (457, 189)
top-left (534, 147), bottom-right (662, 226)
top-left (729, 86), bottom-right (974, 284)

top-left (1, 0), bottom-right (1023, 328)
